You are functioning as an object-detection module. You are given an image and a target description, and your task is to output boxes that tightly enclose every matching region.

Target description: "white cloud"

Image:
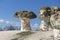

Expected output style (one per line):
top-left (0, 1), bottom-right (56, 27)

top-left (5, 21), bottom-right (20, 26)
top-left (6, 21), bottom-right (15, 24)
top-left (5, 21), bottom-right (10, 24)
top-left (0, 19), bottom-right (4, 23)
top-left (0, 19), bottom-right (20, 26)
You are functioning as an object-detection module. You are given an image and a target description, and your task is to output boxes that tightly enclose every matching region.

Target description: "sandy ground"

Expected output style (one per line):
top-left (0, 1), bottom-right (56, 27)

top-left (0, 30), bottom-right (54, 40)
top-left (0, 30), bottom-right (20, 40)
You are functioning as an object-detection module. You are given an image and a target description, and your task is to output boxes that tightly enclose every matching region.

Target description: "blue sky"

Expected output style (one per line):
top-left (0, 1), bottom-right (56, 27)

top-left (0, 0), bottom-right (60, 30)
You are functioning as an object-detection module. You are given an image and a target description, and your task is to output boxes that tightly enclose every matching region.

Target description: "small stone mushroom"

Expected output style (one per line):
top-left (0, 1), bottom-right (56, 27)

top-left (39, 6), bottom-right (51, 22)
top-left (14, 11), bottom-right (36, 31)
top-left (39, 6), bottom-right (52, 31)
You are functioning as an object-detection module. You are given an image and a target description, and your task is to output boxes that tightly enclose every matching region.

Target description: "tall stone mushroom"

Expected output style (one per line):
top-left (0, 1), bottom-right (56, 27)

top-left (39, 6), bottom-right (59, 31)
top-left (39, 6), bottom-right (51, 22)
top-left (39, 6), bottom-right (52, 31)
top-left (14, 11), bottom-right (36, 31)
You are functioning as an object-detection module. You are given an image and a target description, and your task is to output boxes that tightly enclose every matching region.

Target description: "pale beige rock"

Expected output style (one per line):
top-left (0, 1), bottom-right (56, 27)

top-left (39, 6), bottom-right (59, 31)
top-left (39, 6), bottom-right (52, 31)
top-left (0, 31), bottom-right (54, 40)
top-left (39, 21), bottom-right (52, 31)
top-left (50, 11), bottom-right (60, 29)
top-left (50, 11), bottom-right (60, 40)
top-left (39, 6), bottom-right (60, 40)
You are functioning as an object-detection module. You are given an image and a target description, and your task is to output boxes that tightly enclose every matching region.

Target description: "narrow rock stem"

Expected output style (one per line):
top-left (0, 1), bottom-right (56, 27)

top-left (20, 18), bottom-right (31, 31)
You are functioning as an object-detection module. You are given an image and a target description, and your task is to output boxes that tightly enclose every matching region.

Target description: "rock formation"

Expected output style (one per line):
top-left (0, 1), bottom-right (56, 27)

top-left (39, 6), bottom-right (52, 31)
top-left (12, 6), bottom-right (60, 40)
top-left (39, 21), bottom-right (52, 31)
top-left (39, 6), bottom-right (60, 40)
top-left (14, 11), bottom-right (36, 31)
top-left (50, 11), bottom-right (60, 40)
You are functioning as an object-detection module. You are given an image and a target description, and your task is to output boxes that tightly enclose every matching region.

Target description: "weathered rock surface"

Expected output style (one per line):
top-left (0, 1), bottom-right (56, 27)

top-left (0, 30), bottom-right (54, 40)
top-left (39, 21), bottom-right (52, 31)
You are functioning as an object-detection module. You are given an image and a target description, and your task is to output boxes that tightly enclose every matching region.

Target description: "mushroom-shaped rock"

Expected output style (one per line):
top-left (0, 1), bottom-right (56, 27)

top-left (39, 6), bottom-right (51, 22)
top-left (39, 6), bottom-right (53, 31)
top-left (14, 11), bottom-right (36, 31)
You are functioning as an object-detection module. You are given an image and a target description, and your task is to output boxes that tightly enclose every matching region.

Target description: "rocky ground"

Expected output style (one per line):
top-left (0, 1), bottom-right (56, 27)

top-left (0, 30), bottom-right (54, 40)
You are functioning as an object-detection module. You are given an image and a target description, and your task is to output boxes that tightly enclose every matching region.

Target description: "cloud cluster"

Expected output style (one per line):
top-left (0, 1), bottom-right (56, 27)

top-left (0, 19), bottom-right (4, 23)
top-left (0, 19), bottom-right (39, 30)
top-left (6, 21), bottom-right (10, 24)
top-left (0, 19), bottom-right (20, 26)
